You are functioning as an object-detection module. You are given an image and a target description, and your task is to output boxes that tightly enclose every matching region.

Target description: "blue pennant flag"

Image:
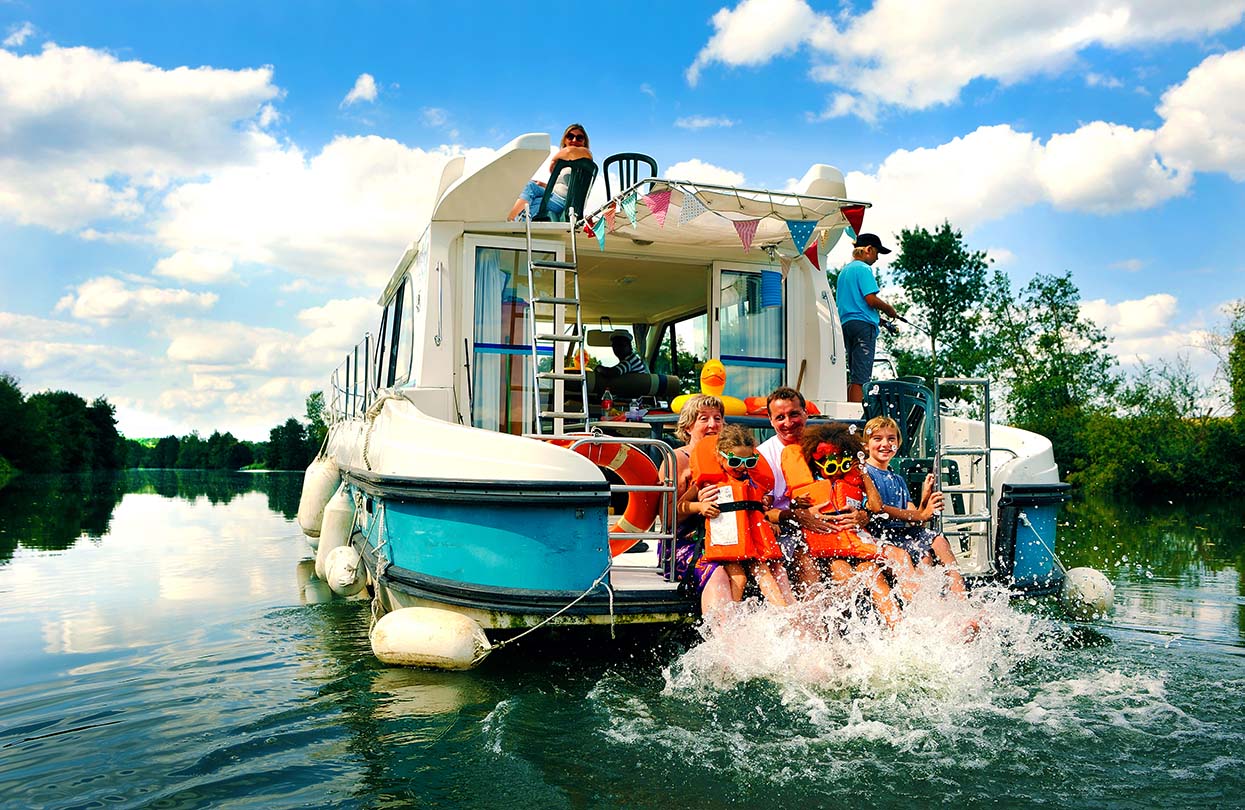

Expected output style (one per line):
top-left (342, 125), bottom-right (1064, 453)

top-left (786, 219), bottom-right (818, 252)
top-left (845, 224), bottom-right (857, 242)
top-left (621, 192), bottom-right (638, 227)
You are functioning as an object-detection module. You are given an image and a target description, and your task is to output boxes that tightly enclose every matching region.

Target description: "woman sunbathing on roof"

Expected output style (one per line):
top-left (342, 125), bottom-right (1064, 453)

top-left (507, 123), bottom-right (593, 221)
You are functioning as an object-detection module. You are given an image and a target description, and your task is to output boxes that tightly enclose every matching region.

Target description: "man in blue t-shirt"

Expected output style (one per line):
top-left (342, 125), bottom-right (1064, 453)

top-left (836, 232), bottom-right (898, 403)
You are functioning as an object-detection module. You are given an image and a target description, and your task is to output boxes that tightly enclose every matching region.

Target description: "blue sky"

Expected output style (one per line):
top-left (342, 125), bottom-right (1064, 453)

top-left (2, 1), bottom-right (1243, 439)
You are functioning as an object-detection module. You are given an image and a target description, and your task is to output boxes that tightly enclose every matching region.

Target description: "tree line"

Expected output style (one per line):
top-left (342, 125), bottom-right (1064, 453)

top-left (861, 221), bottom-right (1245, 500)
top-left (0, 374), bottom-right (330, 485)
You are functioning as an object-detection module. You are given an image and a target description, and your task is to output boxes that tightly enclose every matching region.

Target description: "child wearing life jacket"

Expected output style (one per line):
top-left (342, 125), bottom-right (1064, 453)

top-left (779, 423), bottom-right (903, 627)
top-left (691, 425), bottom-right (794, 607)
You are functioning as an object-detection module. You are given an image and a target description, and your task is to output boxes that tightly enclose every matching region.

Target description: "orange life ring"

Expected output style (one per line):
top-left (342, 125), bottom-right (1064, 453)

top-left (553, 438), bottom-right (661, 556)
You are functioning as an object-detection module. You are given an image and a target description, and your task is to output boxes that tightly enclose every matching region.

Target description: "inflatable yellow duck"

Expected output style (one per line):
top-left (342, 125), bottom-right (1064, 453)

top-left (670, 358), bottom-right (748, 415)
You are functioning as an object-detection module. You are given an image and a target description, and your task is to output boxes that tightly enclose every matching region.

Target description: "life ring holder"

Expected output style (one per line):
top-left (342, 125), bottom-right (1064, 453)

top-left (551, 435), bottom-right (662, 556)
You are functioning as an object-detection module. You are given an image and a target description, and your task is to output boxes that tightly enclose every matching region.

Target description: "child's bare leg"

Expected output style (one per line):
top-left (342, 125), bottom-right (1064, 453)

top-left (700, 565), bottom-right (734, 619)
top-left (931, 535), bottom-right (967, 598)
top-left (859, 561), bottom-right (903, 627)
top-left (748, 560), bottom-right (791, 607)
top-left (882, 545), bottom-right (920, 604)
top-left (771, 561), bottom-right (796, 604)
top-left (724, 562), bottom-right (748, 602)
top-left (793, 550), bottom-right (822, 594)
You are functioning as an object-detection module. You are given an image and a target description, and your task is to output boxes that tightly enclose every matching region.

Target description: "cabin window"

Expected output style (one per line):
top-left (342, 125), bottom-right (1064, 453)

top-left (383, 282), bottom-right (407, 387)
top-left (373, 306), bottom-right (390, 390)
top-left (392, 278), bottom-right (415, 386)
top-left (471, 245), bottom-right (558, 434)
top-left (653, 312), bottom-right (708, 395)
top-left (716, 268), bottom-right (784, 399)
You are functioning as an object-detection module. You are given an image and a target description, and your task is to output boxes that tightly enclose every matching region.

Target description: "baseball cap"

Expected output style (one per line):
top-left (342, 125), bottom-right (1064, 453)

top-left (853, 233), bottom-right (892, 254)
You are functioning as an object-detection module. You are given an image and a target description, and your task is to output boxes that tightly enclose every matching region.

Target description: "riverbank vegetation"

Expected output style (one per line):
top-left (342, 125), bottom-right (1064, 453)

top-left (870, 222), bottom-right (1245, 498)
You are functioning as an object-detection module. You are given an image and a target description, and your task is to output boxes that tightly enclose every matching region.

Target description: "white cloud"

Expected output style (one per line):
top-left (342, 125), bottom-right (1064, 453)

top-left (153, 250), bottom-right (236, 284)
top-left (341, 73), bottom-right (378, 106)
top-left (1081, 293), bottom-right (1179, 336)
top-left (664, 158), bottom-right (746, 186)
top-left (1037, 121), bottom-right (1189, 213)
top-left (0, 311), bottom-right (90, 340)
top-left (640, 83), bottom-right (656, 99)
top-left (1155, 49), bottom-right (1245, 180)
top-left (687, 0), bottom-right (817, 85)
top-left (688, 0), bottom-right (1245, 113)
top-left (1111, 258), bottom-right (1146, 272)
top-left (675, 115), bottom-right (736, 129)
top-left (812, 92), bottom-right (873, 123)
top-left (985, 247), bottom-right (1014, 266)
top-left (4, 22), bottom-right (35, 47)
top-left (165, 319), bottom-right (287, 366)
top-left (55, 277), bottom-right (218, 322)
top-left (0, 337), bottom-right (148, 387)
top-left (0, 44), bottom-right (279, 231)
top-left (421, 107), bottom-right (448, 127)
top-left (1085, 72), bottom-right (1124, 89)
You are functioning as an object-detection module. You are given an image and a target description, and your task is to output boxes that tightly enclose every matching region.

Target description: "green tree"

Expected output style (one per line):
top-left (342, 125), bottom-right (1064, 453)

top-left (884, 222), bottom-right (992, 383)
top-left (305, 391), bottom-right (328, 451)
top-left (153, 436), bottom-right (180, 468)
top-left (983, 271), bottom-right (1118, 476)
top-left (268, 418), bottom-right (309, 470)
top-left (0, 373), bottom-right (36, 472)
top-left (85, 397), bottom-right (121, 469)
top-left (1226, 300), bottom-right (1245, 418)
top-left (176, 432), bottom-right (207, 469)
top-left (26, 390), bottom-right (94, 471)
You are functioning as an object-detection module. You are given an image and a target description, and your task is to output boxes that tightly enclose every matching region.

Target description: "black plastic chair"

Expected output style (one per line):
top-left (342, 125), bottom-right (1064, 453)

top-left (532, 158), bottom-right (598, 222)
top-left (602, 153), bottom-right (658, 200)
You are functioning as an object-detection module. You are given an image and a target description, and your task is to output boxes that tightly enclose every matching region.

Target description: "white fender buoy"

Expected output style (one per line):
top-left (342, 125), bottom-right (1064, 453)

top-left (315, 485), bottom-right (354, 580)
top-left (325, 545), bottom-right (365, 597)
top-left (1060, 567), bottom-right (1115, 621)
top-left (304, 532), bottom-right (319, 552)
top-left (297, 457), bottom-right (340, 538)
top-left (370, 607), bottom-right (492, 670)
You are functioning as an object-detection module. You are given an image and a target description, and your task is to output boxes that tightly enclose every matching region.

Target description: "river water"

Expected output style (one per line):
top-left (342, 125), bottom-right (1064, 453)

top-left (0, 471), bottom-right (1241, 809)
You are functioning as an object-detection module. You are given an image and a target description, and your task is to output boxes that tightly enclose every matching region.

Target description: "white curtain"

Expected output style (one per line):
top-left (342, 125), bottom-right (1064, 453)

top-left (472, 249), bottom-right (506, 430)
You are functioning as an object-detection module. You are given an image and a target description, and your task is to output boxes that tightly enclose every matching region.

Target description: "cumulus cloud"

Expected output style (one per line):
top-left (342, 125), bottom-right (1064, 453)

top-left (0, 44), bottom-right (279, 231)
top-left (0, 337), bottom-right (149, 387)
top-left (341, 73), bottom-right (378, 106)
top-left (421, 107), bottom-right (448, 127)
top-left (0, 311), bottom-right (90, 340)
top-left (1081, 293), bottom-right (1179, 337)
top-left (688, 0), bottom-right (1245, 113)
top-left (153, 250), bottom-right (236, 284)
top-left (55, 277), bottom-right (218, 323)
top-left (1037, 122), bottom-right (1189, 213)
top-left (665, 158), bottom-right (746, 186)
top-left (4, 22), bottom-right (35, 47)
top-left (1155, 49), bottom-right (1245, 180)
top-left (675, 115), bottom-right (736, 129)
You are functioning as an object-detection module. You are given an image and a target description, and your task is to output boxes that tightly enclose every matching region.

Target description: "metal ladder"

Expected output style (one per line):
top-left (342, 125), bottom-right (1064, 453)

top-left (524, 207), bottom-right (590, 435)
top-left (933, 377), bottom-right (993, 564)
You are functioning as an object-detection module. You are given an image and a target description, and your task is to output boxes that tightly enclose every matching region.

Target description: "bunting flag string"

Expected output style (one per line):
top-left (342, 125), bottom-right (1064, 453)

top-left (641, 190), bottom-right (672, 227)
top-left (621, 192), bottom-right (638, 227)
top-left (840, 205), bottom-right (866, 235)
top-left (785, 218), bottom-right (818, 252)
top-left (802, 240), bottom-right (819, 270)
top-left (595, 219), bottom-right (607, 251)
top-left (733, 218), bottom-right (760, 252)
top-left (679, 192), bottom-right (708, 225)
top-left (603, 207), bottom-right (617, 232)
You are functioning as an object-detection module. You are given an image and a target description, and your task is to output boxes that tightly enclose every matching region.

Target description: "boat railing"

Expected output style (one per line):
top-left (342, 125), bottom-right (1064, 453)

top-left (562, 435), bottom-right (680, 583)
top-left (329, 333), bottom-right (375, 424)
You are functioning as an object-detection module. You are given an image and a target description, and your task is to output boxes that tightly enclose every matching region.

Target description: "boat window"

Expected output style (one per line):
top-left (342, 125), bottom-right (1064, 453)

top-left (373, 305), bottom-right (390, 390)
top-left (384, 282), bottom-right (406, 387)
top-left (471, 245), bottom-right (557, 434)
top-left (392, 278), bottom-right (415, 386)
top-left (717, 268), bottom-right (784, 399)
top-left (652, 312), bottom-right (708, 394)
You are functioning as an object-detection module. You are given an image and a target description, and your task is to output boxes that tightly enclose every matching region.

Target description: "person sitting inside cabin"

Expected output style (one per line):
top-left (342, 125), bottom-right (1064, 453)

top-left (597, 331), bottom-right (648, 378)
top-left (863, 415), bottom-right (968, 600)
top-left (507, 123), bottom-right (593, 221)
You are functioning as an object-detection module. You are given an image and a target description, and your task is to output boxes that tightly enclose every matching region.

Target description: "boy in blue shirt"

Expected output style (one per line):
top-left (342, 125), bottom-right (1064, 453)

top-left (836, 233), bottom-right (899, 402)
top-left (862, 415), bottom-right (967, 598)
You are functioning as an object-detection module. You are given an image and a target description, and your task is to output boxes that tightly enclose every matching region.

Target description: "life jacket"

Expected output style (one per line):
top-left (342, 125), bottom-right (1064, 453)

top-left (779, 444), bottom-right (880, 560)
top-left (689, 440), bottom-right (782, 563)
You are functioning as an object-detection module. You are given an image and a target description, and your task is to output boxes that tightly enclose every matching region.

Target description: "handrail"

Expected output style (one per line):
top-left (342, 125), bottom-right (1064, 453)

top-left (328, 332), bottom-right (374, 423)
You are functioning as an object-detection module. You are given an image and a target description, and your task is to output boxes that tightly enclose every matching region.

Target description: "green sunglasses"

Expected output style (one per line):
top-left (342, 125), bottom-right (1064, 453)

top-left (720, 452), bottom-right (759, 469)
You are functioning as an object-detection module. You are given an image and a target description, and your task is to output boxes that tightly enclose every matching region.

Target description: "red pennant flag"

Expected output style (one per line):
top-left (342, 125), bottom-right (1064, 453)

top-left (733, 218), bottom-right (760, 251)
top-left (642, 190), bottom-right (672, 227)
top-left (583, 220), bottom-right (596, 238)
top-left (840, 205), bottom-right (865, 235)
top-left (604, 207), bottom-right (617, 232)
top-left (803, 238), bottom-right (820, 270)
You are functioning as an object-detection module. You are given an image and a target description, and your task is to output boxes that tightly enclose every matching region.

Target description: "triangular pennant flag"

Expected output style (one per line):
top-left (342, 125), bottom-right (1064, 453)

top-left (803, 239), bottom-right (820, 270)
top-left (603, 207), bottom-right (617, 232)
top-left (733, 218), bottom-right (760, 252)
top-left (679, 192), bottom-right (708, 225)
top-left (583, 220), bottom-right (596, 240)
top-left (595, 218), bottom-right (607, 251)
top-left (621, 192), bottom-right (638, 227)
top-left (641, 190), bottom-right (672, 227)
top-left (840, 204), bottom-right (865, 235)
top-left (845, 224), bottom-right (857, 242)
top-left (786, 219), bottom-right (818, 252)
top-left (822, 228), bottom-right (844, 255)
top-left (779, 255), bottom-right (793, 277)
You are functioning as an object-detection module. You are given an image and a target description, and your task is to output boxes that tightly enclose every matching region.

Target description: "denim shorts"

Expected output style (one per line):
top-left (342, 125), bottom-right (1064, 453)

top-left (517, 180), bottom-right (566, 220)
top-left (842, 319), bottom-right (879, 385)
top-left (877, 525), bottom-right (938, 563)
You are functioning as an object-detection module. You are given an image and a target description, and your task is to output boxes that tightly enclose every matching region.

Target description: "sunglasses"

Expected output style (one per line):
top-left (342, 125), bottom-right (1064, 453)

top-left (720, 452), bottom-right (759, 469)
top-left (816, 456), bottom-right (857, 477)
top-left (565, 133), bottom-right (586, 143)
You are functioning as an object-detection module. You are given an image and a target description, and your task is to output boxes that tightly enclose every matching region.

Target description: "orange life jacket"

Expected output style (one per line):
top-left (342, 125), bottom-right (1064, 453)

top-left (779, 444), bottom-right (880, 559)
top-left (690, 441), bottom-right (782, 562)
